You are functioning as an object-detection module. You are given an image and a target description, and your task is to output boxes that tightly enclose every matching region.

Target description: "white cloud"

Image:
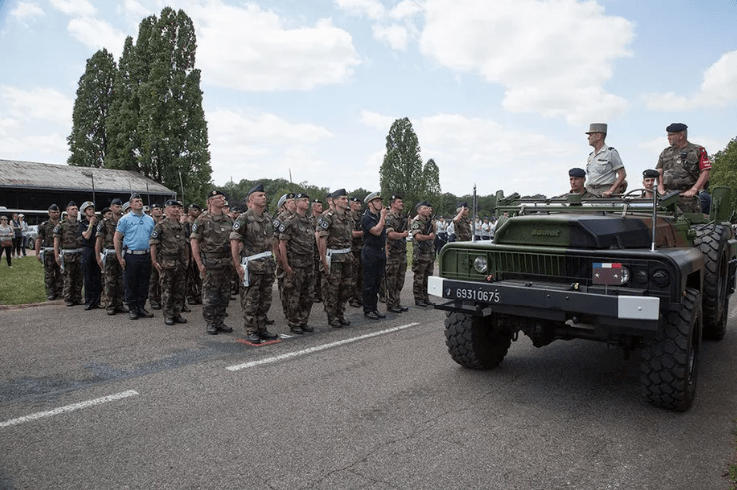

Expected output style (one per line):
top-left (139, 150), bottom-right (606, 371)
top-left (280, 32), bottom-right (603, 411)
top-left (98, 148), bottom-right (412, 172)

top-left (67, 17), bottom-right (127, 57)
top-left (10, 2), bottom-right (45, 21)
top-left (371, 24), bottom-right (409, 50)
top-left (49, 0), bottom-right (96, 17)
top-left (359, 110), bottom-right (397, 131)
top-left (418, 0), bottom-right (634, 125)
top-left (0, 86), bottom-right (73, 124)
top-left (389, 0), bottom-right (424, 20)
top-left (334, 0), bottom-right (386, 20)
top-left (646, 50), bottom-right (737, 111)
top-left (190, 1), bottom-right (361, 91)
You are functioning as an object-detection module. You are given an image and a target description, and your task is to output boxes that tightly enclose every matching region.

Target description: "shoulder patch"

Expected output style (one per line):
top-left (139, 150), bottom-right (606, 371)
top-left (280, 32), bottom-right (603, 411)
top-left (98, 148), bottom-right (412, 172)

top-left (273, 218), bottom-right (281, 229)
top-left (279, 223), bottom-right (286, 232)
top-left (53, 225), bottom-right (61, 234)
top-left (97, 222), bottom-right (104, 232)
top-left (233, 221), bottom-right (241, 231)
top-left (151, 229), bottom-right (159, 239)
top-left (191, 223), bottom-right (198, 233)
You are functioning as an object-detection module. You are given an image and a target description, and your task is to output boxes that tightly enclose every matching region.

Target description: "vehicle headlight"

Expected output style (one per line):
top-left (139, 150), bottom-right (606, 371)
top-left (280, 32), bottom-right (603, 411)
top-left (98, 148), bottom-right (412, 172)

top-left (474, 256), bottom-right (488, 273)
top-left (620, 267), bottom-right (630, 285)
top-left (652, 269), bottom-right (670, 288)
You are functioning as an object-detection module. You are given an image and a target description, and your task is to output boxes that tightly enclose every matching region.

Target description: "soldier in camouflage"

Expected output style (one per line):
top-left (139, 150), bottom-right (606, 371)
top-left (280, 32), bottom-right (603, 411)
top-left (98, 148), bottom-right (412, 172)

top-left (274, 193), bottom-right (295, 317)
top-left (151, 200), bottom-right (189, 325)
top-left (317, 188), bottom-right (354, 327)
top-left (385, 194), bottom-right (409, 313)
top-left (96, 198), bottom-right (127, 315)
top-left (148, 203), bottom-right (164, 310)
top-left (411, 201), bottom-right (437, 307)
top-left (191, 190), bottom-right (234, 335)
top-left (452, 202), bottom-right (472, 242)
top-left (656, 123), bottom-right (711, 214)
top-left (278, 193), bottom-right (316, 334)
top-left (310, 198), bottom-right (324, 303)
top-left (53, 201), bottom-right (84, 306)
top-left (566, 168), bottom-right (594, 198)
top-left (35, 203), bottom-right (63, 300)
top-left (185, 204), bottom-right (203, 305)
top-left (230, 184), bottom-right (278, 344)
top-left (348, 197), bottom-right (364, 308)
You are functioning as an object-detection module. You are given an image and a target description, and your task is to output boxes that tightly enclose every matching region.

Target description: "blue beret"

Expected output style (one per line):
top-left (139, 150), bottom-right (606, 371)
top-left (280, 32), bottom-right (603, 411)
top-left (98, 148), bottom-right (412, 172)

top-left (666, 123), bottom-right (687, 133)
top-left (569, 168), bottom-right (586, 178)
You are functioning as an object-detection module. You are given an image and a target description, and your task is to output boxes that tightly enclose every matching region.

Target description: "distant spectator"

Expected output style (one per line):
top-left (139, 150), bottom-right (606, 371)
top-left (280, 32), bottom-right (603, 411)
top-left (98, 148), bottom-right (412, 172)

top-left (11, 213), bottom-right (22, 258)
top-left (0, 216), bottom-right (13, 267)
top-left (18, 213), bottom-right (28, 257)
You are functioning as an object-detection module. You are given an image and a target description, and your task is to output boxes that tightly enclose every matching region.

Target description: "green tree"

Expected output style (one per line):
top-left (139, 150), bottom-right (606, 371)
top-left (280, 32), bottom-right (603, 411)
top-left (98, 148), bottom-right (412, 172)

top-left (423, 158), bottom-right (441, 207)
top-left (67, 48), bottom-right (116, 168)
top-left (710, 137), bottom-right (737, 211)
top-left (380, 117), bottom-right (425, 211)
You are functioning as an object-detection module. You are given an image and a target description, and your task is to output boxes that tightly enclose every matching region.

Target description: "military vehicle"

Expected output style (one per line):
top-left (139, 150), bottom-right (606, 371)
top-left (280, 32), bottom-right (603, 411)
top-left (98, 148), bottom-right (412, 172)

top-left (428, 188), bottom-right (736, 411)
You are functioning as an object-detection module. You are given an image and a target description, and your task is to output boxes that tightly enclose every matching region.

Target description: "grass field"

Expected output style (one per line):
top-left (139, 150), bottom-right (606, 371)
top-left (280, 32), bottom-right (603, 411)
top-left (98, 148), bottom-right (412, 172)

top-left (0, 255), bottom-right (46, 306)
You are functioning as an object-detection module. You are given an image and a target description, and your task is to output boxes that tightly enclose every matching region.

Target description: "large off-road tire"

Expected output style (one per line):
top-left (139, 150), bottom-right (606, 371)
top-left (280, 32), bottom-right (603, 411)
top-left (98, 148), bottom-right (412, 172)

top-left (640, 288), bottom-right (702, 411)
top-left (444, 312), bottom-right (511, 370)
top-left (692, 224), bottom-right (729, 340)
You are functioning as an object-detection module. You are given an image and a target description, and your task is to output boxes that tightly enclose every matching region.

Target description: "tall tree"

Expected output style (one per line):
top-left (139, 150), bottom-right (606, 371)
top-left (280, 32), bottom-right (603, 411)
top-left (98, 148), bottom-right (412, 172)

top-left (710, 137), bottom-right (737, 211)
top-left (380, 117), bottom-right (425, 210)
top-left (423, 158), bottom-right (441, 207)
top-left (67, 48), bottom-right (116, 167)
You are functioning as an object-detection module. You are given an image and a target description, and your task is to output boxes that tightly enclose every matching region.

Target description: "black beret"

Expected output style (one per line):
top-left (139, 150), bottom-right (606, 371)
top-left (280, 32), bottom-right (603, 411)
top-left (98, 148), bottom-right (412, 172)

top-left (349, 196), bottom-right (361, 203)
top-left (457, 202), bottom-right (468, 208)
top-left (312, 198), bottom-right (322, 204)
top-left (666, 123), bottom-right (687, 133)
top-left (110, 198), bottom-right (123, 206)
top-left (188, 203), bottom-right (201, 210)
top-left (165, 199), bottom-right (182, 207)
top-left (48, 204), bottom-right (60, 211)
top-left (295, 193), bottom-right (310, 200)
top-left (151, 203), bottom-right (162, 209)
top-left (101, 207), bottom-right (112, 215)
top-left (643, 169), bottom-right (659, 179)
top-left (130, 193), bottom-right (141, 200)
top-left (326, 192), bottom-right (333, 199)
top-left (248, 183), bottom-right (264, 196)
top-left (569, 168), bottom-right (586, 178)
top-left (332, 188), bottom-right (347, 198)
top-left (67, 201), bottom-right (77, 208)
top-left (415, 200), bottom-right (431, 210)
top-left (208, 189), bottom-right (225, 199)
top-left (390, 194), bottom-right (402, 201)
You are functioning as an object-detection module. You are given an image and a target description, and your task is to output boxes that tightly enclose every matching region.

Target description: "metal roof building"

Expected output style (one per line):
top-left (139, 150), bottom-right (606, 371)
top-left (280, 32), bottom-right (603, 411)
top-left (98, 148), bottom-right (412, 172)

top-left (0, 160), bottom-right (176, 220)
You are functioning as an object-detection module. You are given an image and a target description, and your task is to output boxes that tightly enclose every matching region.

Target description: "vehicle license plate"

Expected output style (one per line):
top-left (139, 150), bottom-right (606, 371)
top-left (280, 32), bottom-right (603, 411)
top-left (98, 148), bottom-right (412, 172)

top-left (454, 287), bottom-right (500, 303)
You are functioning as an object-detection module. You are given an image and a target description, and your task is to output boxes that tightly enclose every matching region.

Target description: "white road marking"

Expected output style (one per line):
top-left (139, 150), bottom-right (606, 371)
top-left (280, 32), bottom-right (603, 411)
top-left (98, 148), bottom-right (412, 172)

top-left (0, 390), bottom-right (139, 428)
top-left (227, 322), bottom-right (421, 371)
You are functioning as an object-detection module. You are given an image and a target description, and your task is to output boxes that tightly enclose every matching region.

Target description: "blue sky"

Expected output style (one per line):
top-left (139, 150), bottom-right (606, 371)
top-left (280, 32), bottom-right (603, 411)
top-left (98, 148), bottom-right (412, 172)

top-left (0, 0), bottom-right (735, 198)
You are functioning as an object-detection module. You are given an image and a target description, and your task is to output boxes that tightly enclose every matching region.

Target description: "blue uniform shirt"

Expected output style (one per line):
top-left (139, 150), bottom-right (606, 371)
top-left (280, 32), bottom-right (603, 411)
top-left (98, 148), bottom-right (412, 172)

top-left (116, 212), bottom-right (155, 251)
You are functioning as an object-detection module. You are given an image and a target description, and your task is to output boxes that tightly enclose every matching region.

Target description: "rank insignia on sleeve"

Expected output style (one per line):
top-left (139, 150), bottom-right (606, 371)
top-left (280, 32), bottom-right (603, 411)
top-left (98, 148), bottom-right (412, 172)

top-left (233, 221), bottom-right (241, 230)
top-left (191, 223), bottom-right (197, 232)
top-left (151, 230), bottom-right (159, 239)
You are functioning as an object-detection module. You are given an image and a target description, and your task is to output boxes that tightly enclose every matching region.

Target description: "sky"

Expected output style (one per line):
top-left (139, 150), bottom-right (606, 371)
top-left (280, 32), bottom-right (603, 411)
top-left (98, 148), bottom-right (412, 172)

top-left (0, 0), bottom-right (735, 199)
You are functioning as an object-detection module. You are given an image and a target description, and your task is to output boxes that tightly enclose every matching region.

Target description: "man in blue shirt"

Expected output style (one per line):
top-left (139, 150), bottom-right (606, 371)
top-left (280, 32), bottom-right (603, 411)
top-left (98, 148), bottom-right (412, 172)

top-left (114, 193), bottom-right (155, 320)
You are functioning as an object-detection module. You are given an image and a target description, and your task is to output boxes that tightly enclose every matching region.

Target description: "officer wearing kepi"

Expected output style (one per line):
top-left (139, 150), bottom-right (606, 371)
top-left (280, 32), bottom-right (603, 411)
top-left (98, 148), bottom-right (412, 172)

top-left (191, 190), bottom-right (234, 335)
top-left (96, 198), bottom-right (127, 315)
top-left (656, 123), bottom-right (711, 214)
top-left (54, 201), bottom-right (84, 306)
top-left (361, 191), bottom-right (387, 320)
top-left (150, 200), bottom-right (189, 325)
top-left (35, 204), bottom-right (64, 300)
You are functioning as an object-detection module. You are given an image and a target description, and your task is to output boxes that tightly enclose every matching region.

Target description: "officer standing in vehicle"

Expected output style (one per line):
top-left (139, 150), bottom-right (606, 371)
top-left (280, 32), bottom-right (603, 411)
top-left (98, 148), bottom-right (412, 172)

top-left (35, 204), bottom-right (64, 300)
top-left (150, 200), bottom-right (189, 326)
top-left (54, 201), bottom-right (84, 306)
top-left (411, 201), bottom-right (436, 307)
top-left (191, 190), bottom-right (234, 335)
top-left (96, 198), bottom-right (127, 315)
top-left (585, 123), bottom-right (626, 198)
top-left (656, 123), bottom-right (711, 214)
top-left (361, 191), bottom-right (387, 320)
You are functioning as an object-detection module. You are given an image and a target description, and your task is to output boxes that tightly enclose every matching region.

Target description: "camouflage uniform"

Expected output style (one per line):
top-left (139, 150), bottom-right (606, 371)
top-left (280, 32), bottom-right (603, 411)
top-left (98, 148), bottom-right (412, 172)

top-left (97, 217), bottom-right (125, 313)
top-left (279, 212), bottom-right (315, 329)
top-left (657, 142), bottom-right (710, 214)
top-left (274, 208), bottom-right (292, 316)
top-left (310, 213), bottom-right (323, 303)
top-left (186, 216), bottom-right (202, 304)
top-left (318, 209), bottom-right (354, 324)
top-left (231, 209), bottom-right (276, 335)
top-left (150, 217), bottom-right (188, 320)
top-left (54, 218), bottom-right (84, 305)
top-left (37, 219), bottom-right (63, 300)
top-left (191, 212), bottom-right (234, 330)
top-left (385, 212), bottom-right (408, 310)
top-left (455, 216), bottom-right (472, 242)
top-left (349, 209), bottom-right (363, 307)
top-left (148, 215), bottom-right (163, 308)
top-left (411, 215), bottom-right (436, 303)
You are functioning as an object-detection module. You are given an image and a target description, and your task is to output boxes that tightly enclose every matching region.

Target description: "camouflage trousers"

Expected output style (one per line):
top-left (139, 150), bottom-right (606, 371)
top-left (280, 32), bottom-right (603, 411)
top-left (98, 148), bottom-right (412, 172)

top-left (385, 254), bottom-right (407, 309)
top-left (159, 263), bottom-right (186, 318)
top-left (282, 264), bottom-right (315, 328)
top-left (103, 257), bottom-right (125, 310)
top-left (149, 266), bottom-right (161, 306)
top-left (202, 261), bottom-right (233, 328)
top-left (277, 262), bottom-right (287, 317)
top-left (677, 195), bottom-right (702, 214)
top-left (43, 254), bottom-right (63, 299)
top-left (324, 258), bottom-right (353, 322)
top-left (412, 254), bottom-right (434, 302)
top-left (240, 271), bottom-right (275, 335)
top-left (61, 256), bottom-right (83, 304)
top-left (349, 249), bottom-right (362, 305)
top-left (186, 256), bottom-right (202, 303)
top-left (313, 251), bottom-right (322, 301)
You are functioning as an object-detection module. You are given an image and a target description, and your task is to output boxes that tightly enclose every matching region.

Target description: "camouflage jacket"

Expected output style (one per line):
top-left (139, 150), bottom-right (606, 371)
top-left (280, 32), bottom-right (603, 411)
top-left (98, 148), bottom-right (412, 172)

top-left (657, 142), bottom-right (710, 191)
top-left (385, 211), bottom-right (407, 257)
top-left (317, 209), bottom-right (353, 263)
top-left (350, 210), bottom-right (364, 252)
top-left (279, 212), bottom-right (315, 268)
top-left (149, 217), bottom-right (188, 264)
top-left (54, 218), bottom-right (84, 250)
top-left (411, 216), bottom-right (436, 259)
top-left (191, 211), bottom-right (233, 257)
top-left (37, 219), bottom-right (59, 249)
top-left (96, 218), bottom-right (117, 250)
top-left (230, 209), bottom-right (275, 274)
top-left (455, 216), bottom-right (472, 242)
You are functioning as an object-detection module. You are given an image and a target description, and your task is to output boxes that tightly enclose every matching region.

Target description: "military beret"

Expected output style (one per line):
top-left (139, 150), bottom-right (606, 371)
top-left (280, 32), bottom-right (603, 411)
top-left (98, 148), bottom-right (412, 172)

top-left (79, 201), bottom-right (95, 213)
top-left (666, 123), bottom-right (688, 133)
top-left (390, 194), bottom-right (402, 201)
top-left (643, 169), bottom-right (659, 179)
top-left (48, 204), bottom-right (60, 211)
top-left (130, 193), bottom-right (142, 201)
top-left (349, 196), bottom-right (361, 203)
top-left (207, 189), bottom-right (225, 199)
top-left (188, 203), bottom-right (201, 210)
top-left (312, 198), bottom-right (322, 204)
top-left (585, 123), bottom-right (607, 134)
top-left (569, 168), bottom-right (586, 178)
top-left (110, 198), bottom-right (123, 206)
top-left (457, 202), bottom-right (468, 208)
top-left (277, 194), bottom-right (289, 209)
top-left (364, 191), bottom-right (381, 204)
top-left (67, 200), bottom-right (77, 209)
top-left (151, 203), bottom-right (162, 209)
top-left (165, 199), bottom-right (182, 207)
top-left (415, 200), bottom-right (431, 210)
top-left (122, 201), bottom-right (131, 212)
top-left (101, 207), bottom-right (112, 215)
top-left (247, 183), bottom-right (264, 196)
top-left (325, 192), bottom-right (332, 199)
top-left (294, 193), bottom-right (310, 200)
top-left (332, 188), bottom-right (347, 198)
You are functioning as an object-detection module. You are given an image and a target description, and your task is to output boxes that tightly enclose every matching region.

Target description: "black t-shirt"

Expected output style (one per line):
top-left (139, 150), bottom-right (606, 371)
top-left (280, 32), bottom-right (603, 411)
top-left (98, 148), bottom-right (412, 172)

top-left (361, 209), bottom-right (385, 251)
top-left (80, 219), bottom-right (97, 248)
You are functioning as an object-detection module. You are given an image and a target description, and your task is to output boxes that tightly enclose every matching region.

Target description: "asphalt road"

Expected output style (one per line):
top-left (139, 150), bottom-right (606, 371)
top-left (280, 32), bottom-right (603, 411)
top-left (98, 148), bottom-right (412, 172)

top-left (1, 275), bottom-right (736, 490)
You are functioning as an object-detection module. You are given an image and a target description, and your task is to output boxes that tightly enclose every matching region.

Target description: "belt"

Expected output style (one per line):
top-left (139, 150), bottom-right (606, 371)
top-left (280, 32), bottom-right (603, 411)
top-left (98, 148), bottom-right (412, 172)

top-left (240, 251), bottom-right (273, 287)
top-left (125, 249), bottom-right (150, 255)
top-left (43, 247), bottom-right (55, 252)
top-left (61, 248), bottom-right (83, 254)
top-left (327, 247), bottom-right (351, 255)
top-left (203, 252), bottom-right (229, 258)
